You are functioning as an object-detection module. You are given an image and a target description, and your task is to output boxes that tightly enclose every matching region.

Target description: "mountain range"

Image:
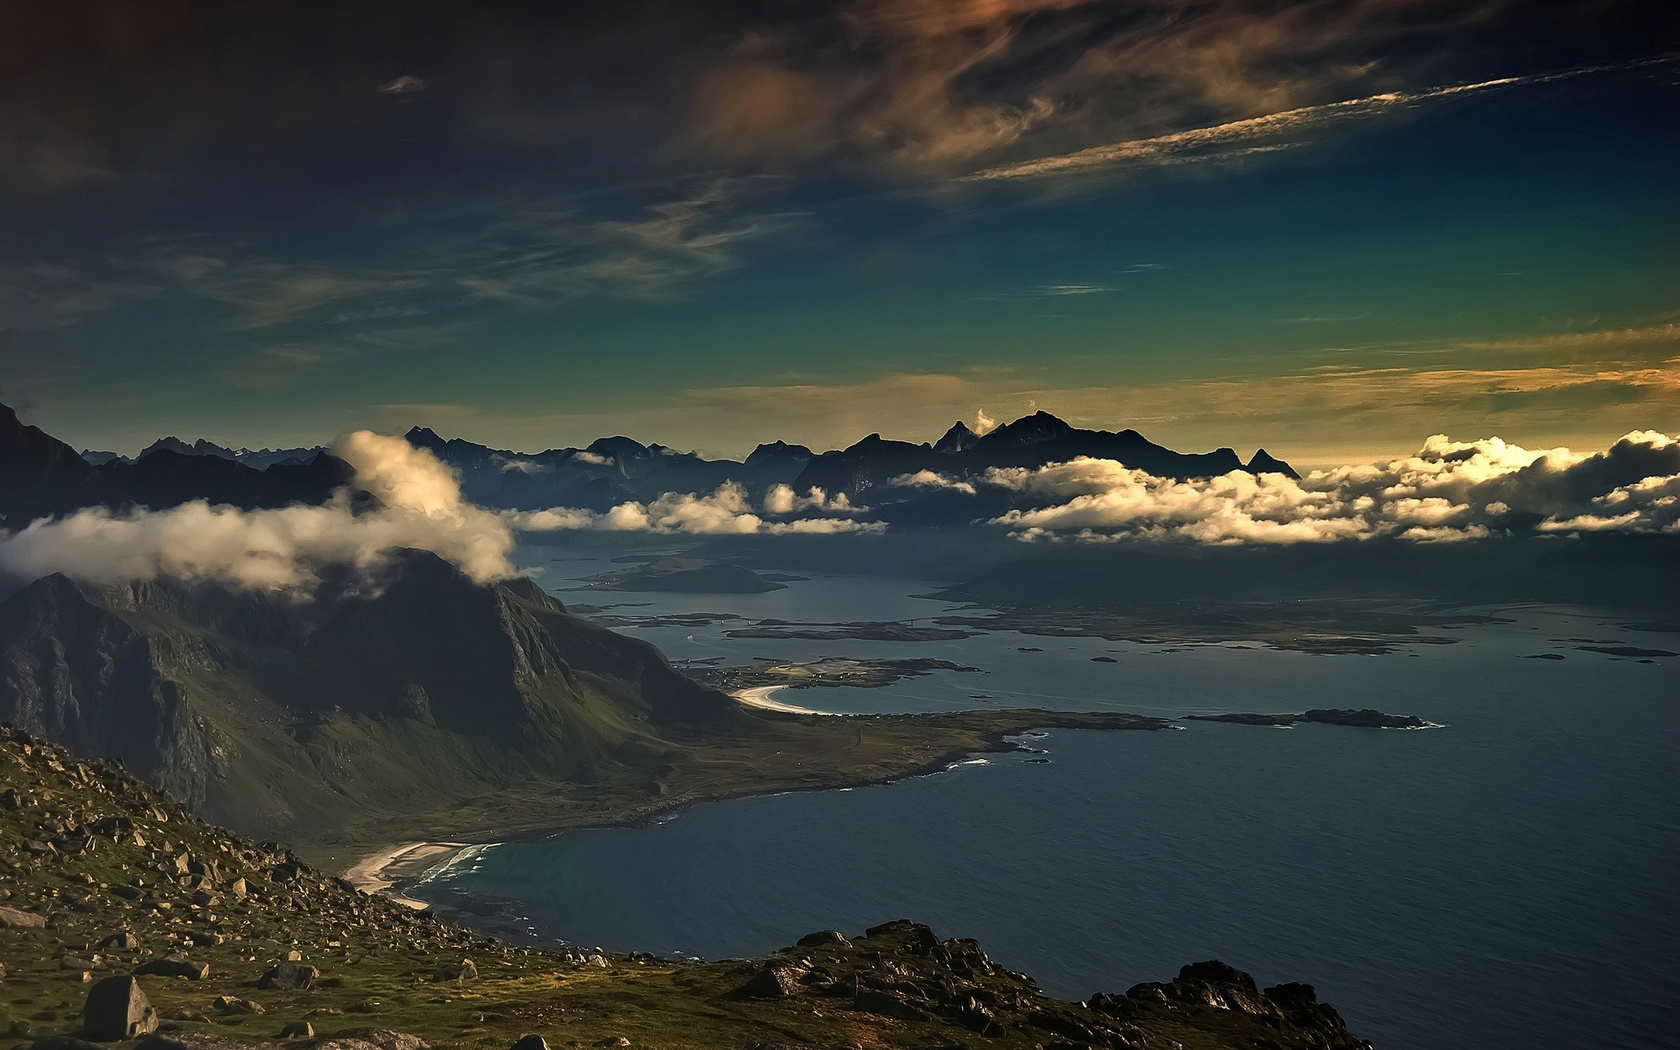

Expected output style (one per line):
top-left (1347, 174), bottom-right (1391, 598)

top-left (2, 400), bottom-right (1295, 526)
top-left (0, 403), bottom-right (353, 527)
top-left (400, 411), bottom-right (1296, 514)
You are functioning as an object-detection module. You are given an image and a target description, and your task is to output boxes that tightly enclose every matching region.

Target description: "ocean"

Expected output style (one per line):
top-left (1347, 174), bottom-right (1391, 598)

top-left (413, 545), bottom-right (1679, 1050)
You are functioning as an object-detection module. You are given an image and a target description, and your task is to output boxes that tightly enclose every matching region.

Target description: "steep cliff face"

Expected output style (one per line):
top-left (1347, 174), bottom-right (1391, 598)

top-left (0, 552), bottom-right (734, 841)
top-left (0, 574), bottom-right (218, 807)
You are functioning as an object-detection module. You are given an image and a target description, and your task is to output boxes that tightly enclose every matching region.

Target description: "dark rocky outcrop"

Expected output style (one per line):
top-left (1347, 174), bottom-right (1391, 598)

top-left (1089, 961), bottom-right (1372, 1049)
top-left (134, 955), bottom-right (209, 980)
top-left (256, 961), bottom-right (317, 991)
top-left (82, 976), bottom-right (159, 1040)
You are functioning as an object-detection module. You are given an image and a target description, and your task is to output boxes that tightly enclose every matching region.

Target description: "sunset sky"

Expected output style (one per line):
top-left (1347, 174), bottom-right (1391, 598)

top-left (1, 0), bottom-right (1675, 465)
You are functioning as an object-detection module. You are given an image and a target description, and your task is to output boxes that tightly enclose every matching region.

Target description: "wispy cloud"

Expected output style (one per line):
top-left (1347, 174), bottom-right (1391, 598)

top-left (966, 55), bottom-right (1680, 181)
top-left (11, 180), bottom-right (801, 334)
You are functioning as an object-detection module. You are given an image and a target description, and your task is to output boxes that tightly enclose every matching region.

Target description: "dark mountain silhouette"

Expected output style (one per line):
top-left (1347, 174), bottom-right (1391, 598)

top-left (1247, 448), bottom-right (1301, 479)
top-left (934, 420), bottom-right (981, 454)
top-left (793, 412), bottom-right (1270, 496)
top-left (0, 402), bottom-right (352, 525)
top-left (0, 549), bottom-right (733, 838)
top-left (0, 402), bottom-right (93, 493)
top-left (1, 402), bottom-right (1296, 526)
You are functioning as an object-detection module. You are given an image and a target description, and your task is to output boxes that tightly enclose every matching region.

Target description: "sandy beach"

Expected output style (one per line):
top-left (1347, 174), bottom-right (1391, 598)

top-left (344, 840), bottom-right (474, 910)
top-left (730, 685), bottom-right (840, 715)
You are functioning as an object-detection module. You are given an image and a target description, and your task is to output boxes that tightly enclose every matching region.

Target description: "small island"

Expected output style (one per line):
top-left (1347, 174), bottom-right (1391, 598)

top-left (1186, 708), bottom-right (1428, 729)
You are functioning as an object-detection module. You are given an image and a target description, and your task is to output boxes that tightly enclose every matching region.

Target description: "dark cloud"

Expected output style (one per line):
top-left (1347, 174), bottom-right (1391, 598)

top-left (0, 0), bottom-right (1672, 197)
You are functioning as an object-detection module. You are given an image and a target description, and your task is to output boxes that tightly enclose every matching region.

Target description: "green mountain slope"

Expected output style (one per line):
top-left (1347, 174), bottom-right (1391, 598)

top-left (0, 725), bottom-right (1373, 1050)
top-left (0, 553), bottom-right (1167, 860)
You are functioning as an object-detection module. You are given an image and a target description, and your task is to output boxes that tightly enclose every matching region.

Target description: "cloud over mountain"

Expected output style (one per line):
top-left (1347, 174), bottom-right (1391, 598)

top-left (975, 431), bottom-right (1680, 543)
top-left (0, 432), bottom-right (516, 591)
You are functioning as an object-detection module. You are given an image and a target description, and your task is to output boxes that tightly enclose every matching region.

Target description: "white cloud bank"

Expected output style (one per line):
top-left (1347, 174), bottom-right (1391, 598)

top-left (0, 442), bottom-right (885, 593)
top-left (507, 483), bottom-right (877, 536)
top-left (0, 432), bottom-right (517, 591)
top-left (2, 430), bottom-right (1671, 595)
top-left (972, 431), bottom-right (1680, 543)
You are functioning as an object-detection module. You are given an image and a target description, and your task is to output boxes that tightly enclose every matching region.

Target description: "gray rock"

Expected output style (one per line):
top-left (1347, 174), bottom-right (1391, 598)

top-left (257, 961), bottom-right (319, 991)
top-left (212, 995), bottom-right (264, 1015)
top-left (135, 956), bottom-right (208, 981)
top-left (82, 975), bottom-right (160, 1040)
top-left (853, 988), bottom-right (929, 1021)
top-left (794, 930), bottom-right (849, 949)
top-left (311, 1030), bottom-right (427, 1050)
top-left (0, 905), bottom-right (46, 928)
top-left (736, 962), bottom-right (803, 999)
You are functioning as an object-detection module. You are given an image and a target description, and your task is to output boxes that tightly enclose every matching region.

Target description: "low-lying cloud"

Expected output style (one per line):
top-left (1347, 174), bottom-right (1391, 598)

top-left (0, 432), bottom-right (517, 592)
top-left (508, 482), bottom-right (878, 536)
top-left (2, 430), bottom-right (1672, 595)
top-left (969, 431), bottom-right (1680, 543)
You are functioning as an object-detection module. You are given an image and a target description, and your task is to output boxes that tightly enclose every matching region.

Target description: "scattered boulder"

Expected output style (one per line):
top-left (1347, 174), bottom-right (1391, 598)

top-left (794, 930), bottom-right (849, 949)
top-left (0, 905), bottom-right (47, 928)
top-left (213, 995), bottom-right (265, 1015)
top-left (854, 988), bottom-right (929, 1021)
top-left (82, 975), bottom-right (159, 1040)
top-left (160, 1008), bottom-right (207, 1022)
top-left (310, 1029), bottom-right (428, 1050)
top-left (99, 932), bottom-right (140, 950)
top-left (862, 920), bottom-right (939, 953)
top-left (736, 962), bottom-right (803, 999)
top-left (258, 961), bottom-right (319, 991)
top-left (136, 955), bottom-right (209, 980)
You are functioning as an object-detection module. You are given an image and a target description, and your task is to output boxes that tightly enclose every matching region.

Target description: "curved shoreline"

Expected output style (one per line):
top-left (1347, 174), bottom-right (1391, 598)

top-left (342, 708), bottom-right (1169, 904)
top-left (344, 840), bottom-right (475, 908)
top-left (731, 684), bottom-right (842, 715)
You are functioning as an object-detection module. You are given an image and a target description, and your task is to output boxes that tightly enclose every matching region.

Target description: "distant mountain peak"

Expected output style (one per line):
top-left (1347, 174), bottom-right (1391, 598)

top-left (980, 410), bottom-right (1074, 447)
top-left (934, 421), bottom-right (979, 455)
top-left (141, 436), bottom-right (238, 461)
top-left (745, 440), bottom-right (813, 466)
top-left (587, 435), bottom-right (651, 460)
top-left (0, 400), bottom-right (93, 489)
top-left (1246, 448), bottom-right (1301, 479)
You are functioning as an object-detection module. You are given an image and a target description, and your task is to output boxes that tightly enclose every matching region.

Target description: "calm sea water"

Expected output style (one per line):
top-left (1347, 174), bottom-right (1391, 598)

top-left (416, 546), bottom-right (1680, 1050)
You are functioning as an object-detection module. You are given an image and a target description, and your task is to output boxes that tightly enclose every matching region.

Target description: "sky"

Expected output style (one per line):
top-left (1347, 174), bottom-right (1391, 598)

top-left (0, 0), bottom-right (1675, 466)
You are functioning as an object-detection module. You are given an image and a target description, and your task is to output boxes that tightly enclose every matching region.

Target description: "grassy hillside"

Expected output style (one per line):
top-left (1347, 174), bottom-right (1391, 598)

top-left (0, 725), bottom-right (1372, 1050)
top-left (0, 553), bottom-right (1169, 865)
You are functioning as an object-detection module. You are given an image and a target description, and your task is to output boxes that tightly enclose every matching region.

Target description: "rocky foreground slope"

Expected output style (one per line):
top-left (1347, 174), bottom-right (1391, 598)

top-left (1, 725), bottom-right (1371, 1050)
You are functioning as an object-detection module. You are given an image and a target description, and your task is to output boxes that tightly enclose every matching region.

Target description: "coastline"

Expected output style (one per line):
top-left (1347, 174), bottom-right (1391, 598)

top-left (340, 708), bottom-right (1169, 904)
top-left (730, 684), bottom-right (840, 715)
top-left (343, 840), bottom-right (475, 909)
